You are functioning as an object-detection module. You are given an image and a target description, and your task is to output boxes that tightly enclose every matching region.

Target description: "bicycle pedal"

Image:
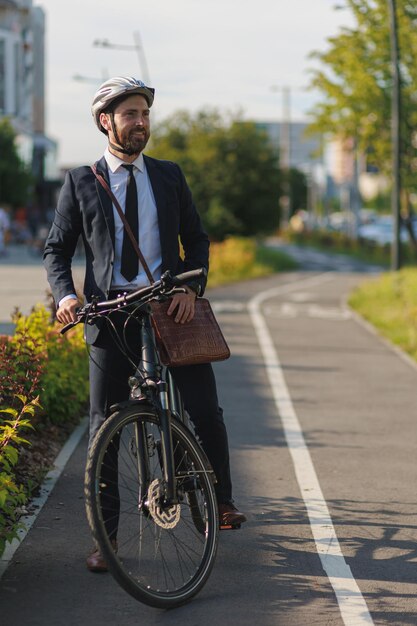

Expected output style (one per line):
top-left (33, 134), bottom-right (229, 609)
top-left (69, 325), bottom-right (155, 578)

top-left (219, 523), bottom-right (241, 530)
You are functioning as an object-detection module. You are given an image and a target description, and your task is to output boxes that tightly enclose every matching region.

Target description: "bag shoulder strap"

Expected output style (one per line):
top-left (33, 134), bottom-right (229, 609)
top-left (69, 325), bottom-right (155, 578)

top-left (91, 163), bottom-right (155, 284)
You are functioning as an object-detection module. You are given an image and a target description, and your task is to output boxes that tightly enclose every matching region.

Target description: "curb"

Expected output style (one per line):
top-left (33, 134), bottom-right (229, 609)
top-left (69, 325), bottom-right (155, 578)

top-left (0, 415), bottom-right (89, 581)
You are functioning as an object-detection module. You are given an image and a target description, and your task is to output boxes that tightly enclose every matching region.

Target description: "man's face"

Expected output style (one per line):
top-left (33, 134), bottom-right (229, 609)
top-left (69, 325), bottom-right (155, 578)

top-left (101, 94), bottom-right (151, 154)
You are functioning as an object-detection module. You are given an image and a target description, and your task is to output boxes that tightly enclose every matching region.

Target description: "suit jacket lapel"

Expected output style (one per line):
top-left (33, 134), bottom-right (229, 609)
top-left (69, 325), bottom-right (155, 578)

top-left (94, 156), bottom-right (115, 248)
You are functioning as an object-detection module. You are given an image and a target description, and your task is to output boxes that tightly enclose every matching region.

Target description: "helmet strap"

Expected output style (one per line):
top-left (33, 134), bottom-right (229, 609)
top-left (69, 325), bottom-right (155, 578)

top-left (108, 112), bottom-right (138, 156)
top-left (108, 140), bottom-right (136, 156)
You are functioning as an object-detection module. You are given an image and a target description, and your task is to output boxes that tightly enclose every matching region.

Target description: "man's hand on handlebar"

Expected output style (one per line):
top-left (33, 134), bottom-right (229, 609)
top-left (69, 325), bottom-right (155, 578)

top-left (167, 287), bottom-right (196, 324)
top-left (56, 297), bottom-right (81, 325)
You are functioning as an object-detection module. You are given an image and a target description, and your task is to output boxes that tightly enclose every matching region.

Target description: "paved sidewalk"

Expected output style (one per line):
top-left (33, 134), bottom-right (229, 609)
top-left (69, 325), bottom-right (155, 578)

top-left (0, 244), bottom-right (84, 334)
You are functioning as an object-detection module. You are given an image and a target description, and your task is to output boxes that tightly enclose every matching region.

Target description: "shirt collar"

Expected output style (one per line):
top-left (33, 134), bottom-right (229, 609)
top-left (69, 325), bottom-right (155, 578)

top-left (104, 147), bottom-right (145, 174)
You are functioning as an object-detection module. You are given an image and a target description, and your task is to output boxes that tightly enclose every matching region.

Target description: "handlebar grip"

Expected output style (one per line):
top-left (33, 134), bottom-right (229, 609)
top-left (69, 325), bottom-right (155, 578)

top-left (171, 268), bottom-right (207, 286)
top-left (60, 321), bottom-right (78, 335)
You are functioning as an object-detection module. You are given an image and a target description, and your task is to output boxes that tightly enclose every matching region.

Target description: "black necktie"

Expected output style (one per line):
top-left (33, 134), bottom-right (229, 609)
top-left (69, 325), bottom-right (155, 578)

top-left (120, 164), bottom-right (139, 281)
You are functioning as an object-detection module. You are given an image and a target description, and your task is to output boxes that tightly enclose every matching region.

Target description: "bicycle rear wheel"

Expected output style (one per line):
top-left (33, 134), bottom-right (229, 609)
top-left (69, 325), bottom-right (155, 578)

top-left (84, 405), bottom-right (219, 608)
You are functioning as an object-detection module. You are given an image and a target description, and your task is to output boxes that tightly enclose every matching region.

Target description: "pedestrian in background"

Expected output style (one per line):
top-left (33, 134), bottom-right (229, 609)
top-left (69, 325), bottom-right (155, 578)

top-left (0, 206), bottom-right (11, 257)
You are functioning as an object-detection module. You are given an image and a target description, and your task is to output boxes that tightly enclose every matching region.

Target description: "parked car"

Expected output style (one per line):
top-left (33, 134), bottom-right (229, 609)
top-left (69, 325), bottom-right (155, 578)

top-left (358, 215), bottom-right (408, 245)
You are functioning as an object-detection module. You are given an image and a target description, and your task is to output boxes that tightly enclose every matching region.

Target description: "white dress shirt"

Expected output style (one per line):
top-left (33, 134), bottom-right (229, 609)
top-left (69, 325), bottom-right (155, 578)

top-left (105, 148), bottom-right (162, 290)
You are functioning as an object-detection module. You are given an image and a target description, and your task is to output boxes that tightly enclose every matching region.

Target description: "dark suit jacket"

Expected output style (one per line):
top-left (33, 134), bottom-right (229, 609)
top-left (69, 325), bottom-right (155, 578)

top-left (44, 154), bottom-right (209, 343)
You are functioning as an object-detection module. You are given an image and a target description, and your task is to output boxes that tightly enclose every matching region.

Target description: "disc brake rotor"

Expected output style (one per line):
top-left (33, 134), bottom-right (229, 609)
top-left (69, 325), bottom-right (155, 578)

top-left (147, 479), bottom-right (181, 529)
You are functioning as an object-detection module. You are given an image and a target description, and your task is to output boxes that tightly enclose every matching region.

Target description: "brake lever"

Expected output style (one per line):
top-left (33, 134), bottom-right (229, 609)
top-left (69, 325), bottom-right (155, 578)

top-left (59, 303), bottom-right (95, 335)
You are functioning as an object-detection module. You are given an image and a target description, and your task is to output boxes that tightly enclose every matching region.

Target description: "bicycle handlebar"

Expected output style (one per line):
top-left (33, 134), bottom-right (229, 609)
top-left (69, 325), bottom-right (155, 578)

top-left (60, 268), bottom-right (207, 335)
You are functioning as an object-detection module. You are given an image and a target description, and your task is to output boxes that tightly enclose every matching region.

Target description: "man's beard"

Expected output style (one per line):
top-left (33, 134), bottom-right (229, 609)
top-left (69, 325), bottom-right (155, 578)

top-left (117, 127), bottom-right (149, 155)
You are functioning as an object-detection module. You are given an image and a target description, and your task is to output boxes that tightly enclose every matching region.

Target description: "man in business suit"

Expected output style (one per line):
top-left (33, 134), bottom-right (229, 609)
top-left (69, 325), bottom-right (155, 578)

top-left (44, 76), bottom-right (246, 572)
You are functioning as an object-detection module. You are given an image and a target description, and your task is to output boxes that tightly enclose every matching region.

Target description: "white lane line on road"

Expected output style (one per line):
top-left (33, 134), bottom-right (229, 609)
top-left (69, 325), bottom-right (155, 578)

top-left (248, 273), bottom-right (374, 626)
top-left (0, 416), bottom-right (89, 581)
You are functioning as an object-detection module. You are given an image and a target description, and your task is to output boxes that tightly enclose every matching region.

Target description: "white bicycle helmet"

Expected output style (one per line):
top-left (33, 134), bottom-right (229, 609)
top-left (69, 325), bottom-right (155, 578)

top-left (92, 76), bottom-right (155, 134)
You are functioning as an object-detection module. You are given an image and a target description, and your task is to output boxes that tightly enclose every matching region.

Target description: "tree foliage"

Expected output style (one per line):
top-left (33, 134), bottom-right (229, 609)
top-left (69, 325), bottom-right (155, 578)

top-left (148, 110), bottom-right (281, 240)
top-left (0, 118), bottom-right (33, 207)
top-left (307, 0), bottom-right (417, 192)
top-left (287, 167), bottom-right (308, 215)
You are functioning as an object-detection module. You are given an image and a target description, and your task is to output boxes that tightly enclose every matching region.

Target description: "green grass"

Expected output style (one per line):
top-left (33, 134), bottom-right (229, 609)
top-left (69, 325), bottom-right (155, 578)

top-left (348, 267), bottom-right (417, 361)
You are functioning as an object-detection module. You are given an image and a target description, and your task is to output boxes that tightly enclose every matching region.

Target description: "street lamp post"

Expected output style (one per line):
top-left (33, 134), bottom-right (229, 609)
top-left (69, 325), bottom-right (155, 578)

top-left (388, 0), bottom-right (401, 270)
top-left (270, 85), bottom-right (292, 226)
top-left (72, 74), bottom-right (106, 85)
top-left (93, 31), bottom-right (151, 85)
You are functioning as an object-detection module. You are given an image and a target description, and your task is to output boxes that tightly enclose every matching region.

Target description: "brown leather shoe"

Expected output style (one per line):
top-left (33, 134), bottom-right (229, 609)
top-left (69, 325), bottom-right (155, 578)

top-left (86, 539), bottom-right (117, 573)
top-left (218, 503), bottom-right (247, 529)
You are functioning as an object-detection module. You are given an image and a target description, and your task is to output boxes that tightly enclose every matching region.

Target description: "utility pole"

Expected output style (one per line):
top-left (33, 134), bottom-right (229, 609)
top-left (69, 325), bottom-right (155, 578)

top-left (271, 85), bottom-right (292, 226)
top-left (388, 0), bottom-right (401, 270)
top-left (132, 31), bottom-right (151, 86)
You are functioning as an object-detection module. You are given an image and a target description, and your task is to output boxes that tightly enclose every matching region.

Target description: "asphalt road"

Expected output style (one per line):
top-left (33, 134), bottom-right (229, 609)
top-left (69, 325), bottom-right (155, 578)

top-left (1, 243), bottom-right (416, 625)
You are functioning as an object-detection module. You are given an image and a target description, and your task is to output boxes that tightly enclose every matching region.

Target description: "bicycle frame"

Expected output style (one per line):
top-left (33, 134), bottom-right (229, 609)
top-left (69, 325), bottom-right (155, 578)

top-left (60, 270), bottom-right (208, 511)
top-left (127, 306), bottom-right (179, 506)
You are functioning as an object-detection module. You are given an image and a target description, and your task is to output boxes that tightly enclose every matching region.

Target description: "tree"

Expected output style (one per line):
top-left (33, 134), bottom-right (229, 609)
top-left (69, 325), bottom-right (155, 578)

top-left (0, 118), bottom-right (32, 207)
top-left (307, 1), bottom-right (417, 194)
top-left (149, 110), bottom-right (281, 240)
top-left (286, 168), bottom-right (308, 216)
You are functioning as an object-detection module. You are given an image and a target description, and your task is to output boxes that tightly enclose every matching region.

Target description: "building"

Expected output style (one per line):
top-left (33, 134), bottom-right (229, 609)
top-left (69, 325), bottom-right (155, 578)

top-left (0, 0), bottom-right (59, 222)
top-left (256, 120), bottom-right (326, 221)
top-left (256, 121), bottom-right (323, 174)
top-left (326, 136), bottom-right (389, 210)
top-left (259, 121), bottom-right (388, 218)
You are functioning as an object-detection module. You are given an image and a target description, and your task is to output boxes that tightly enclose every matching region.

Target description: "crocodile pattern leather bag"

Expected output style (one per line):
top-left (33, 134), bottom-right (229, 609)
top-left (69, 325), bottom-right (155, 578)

top-left (150, 298), bottom-right (231, 367)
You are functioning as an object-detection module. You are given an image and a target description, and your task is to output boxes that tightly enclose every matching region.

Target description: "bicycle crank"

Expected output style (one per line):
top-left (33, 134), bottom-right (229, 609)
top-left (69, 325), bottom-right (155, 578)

top-left (147, 479), bottom-right (181, 529)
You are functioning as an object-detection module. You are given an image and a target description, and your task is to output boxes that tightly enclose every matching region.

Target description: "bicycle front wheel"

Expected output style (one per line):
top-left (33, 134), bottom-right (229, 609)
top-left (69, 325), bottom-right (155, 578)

top-left (84, 405), bottom-right (219, 608)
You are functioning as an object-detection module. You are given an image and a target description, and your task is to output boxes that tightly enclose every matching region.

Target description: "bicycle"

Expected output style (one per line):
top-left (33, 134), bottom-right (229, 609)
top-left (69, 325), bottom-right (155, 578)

top-left (61, 269), bottom-right (219, 608)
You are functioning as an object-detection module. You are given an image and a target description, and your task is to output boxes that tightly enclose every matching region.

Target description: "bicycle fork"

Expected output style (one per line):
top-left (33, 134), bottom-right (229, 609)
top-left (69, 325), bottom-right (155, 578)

top-left (132, 312), bottom-right (178, 509)
top-left (156, 381), bottom-right (178, 505)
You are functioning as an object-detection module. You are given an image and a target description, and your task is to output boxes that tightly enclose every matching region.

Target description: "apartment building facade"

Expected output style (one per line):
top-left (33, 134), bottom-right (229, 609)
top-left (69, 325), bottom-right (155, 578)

top-left (0, 0), bottom-right (58, 214)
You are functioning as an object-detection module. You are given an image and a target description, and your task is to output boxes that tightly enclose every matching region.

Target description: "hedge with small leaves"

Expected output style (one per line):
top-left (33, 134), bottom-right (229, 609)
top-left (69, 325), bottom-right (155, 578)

top-left (0, 306), bottom-right (89, 553)
top-left (0, 396), bottom-right (38, 552)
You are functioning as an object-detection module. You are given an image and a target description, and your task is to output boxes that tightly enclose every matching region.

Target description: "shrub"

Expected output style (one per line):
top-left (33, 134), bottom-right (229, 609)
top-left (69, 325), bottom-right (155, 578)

top-left (208, 236), bottom-right (297, 286)
top-left (0, 396), bottom-right (38, 553)
top-left (11, 306), bottom-right (89, 424)
top-left (0, 305), bottom-right (89, 553)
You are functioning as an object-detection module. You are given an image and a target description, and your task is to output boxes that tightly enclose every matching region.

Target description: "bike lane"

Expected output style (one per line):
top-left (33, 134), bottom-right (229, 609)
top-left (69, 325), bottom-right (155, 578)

top-left (1, 264), bottom-right (414, 624)
top-left (0, 270), bottom-right (345, 626)
top-left (238, 269), bottom-right (417, 625)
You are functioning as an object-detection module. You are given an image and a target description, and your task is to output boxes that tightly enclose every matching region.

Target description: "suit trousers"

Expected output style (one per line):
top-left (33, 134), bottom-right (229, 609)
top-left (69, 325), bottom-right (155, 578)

top-left (87, 311), bottom-right (233, 510)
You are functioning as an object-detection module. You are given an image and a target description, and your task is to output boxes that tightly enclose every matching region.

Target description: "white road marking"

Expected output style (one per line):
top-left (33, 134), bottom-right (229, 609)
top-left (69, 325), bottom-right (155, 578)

top-left (211, 301), bottom-right (246, 313)
top-left (263, 302), bottom-right (352, 321)
top-left (287, 291), bottom-right (315, 302)
top-left (248, 273), bottom-right (374, 626)
top-left (264, 303), bottom-right (298, 318)
top-left (308, 304), bottom-right (352, 321)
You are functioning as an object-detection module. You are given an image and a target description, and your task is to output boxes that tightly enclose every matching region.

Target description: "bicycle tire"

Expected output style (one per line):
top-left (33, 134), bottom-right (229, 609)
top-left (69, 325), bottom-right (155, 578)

top-left (85, 405), bottom-right (219, 608)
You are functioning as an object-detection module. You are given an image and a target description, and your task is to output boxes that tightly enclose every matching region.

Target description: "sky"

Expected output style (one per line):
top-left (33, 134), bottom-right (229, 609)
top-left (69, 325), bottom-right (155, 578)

top-left (37, 0), bottom-right (353, 167)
